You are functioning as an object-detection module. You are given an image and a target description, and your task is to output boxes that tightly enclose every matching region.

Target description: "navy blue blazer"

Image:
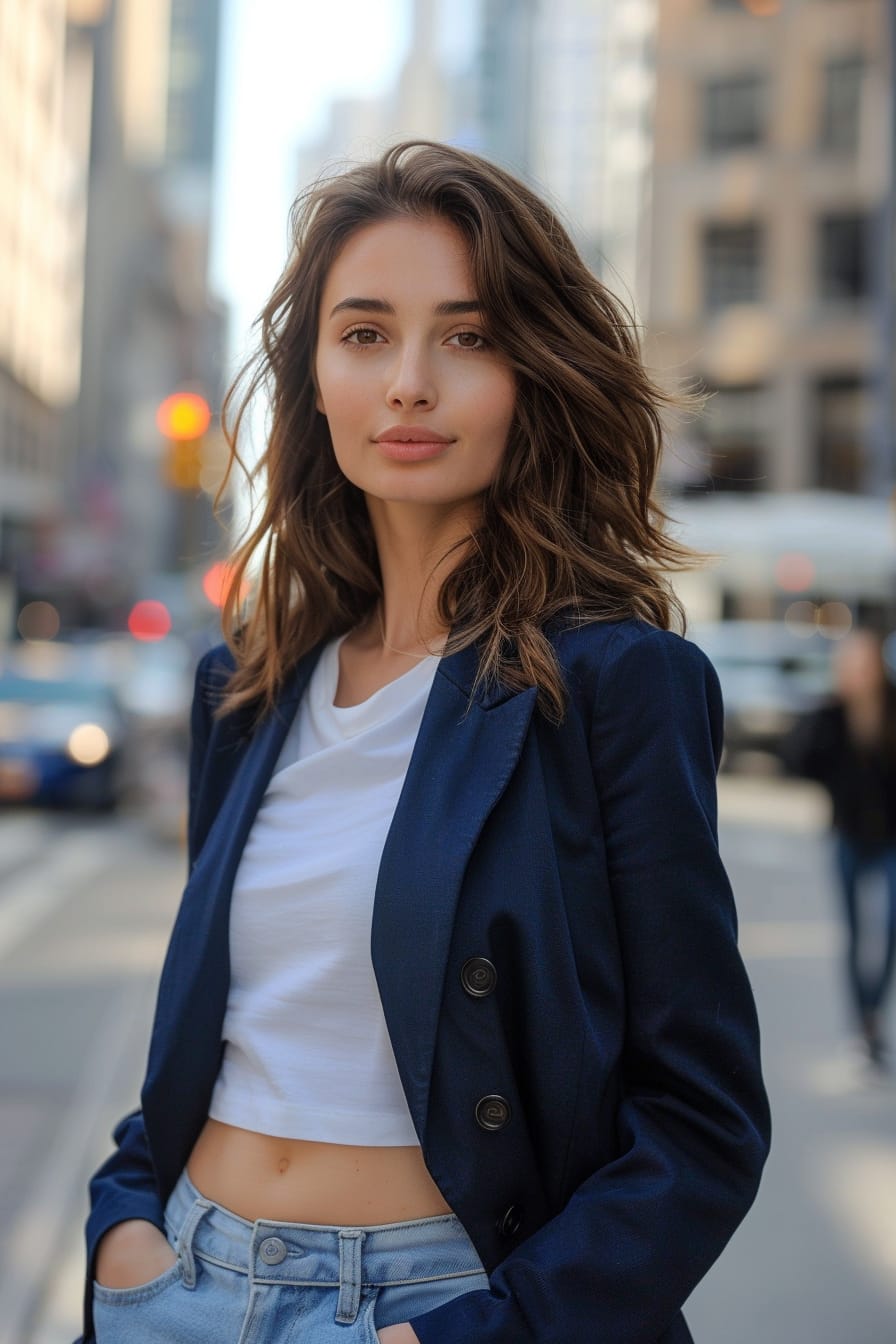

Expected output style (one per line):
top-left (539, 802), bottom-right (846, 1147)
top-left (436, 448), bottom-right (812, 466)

top-left (82, 617), bottom-right (770, 1344)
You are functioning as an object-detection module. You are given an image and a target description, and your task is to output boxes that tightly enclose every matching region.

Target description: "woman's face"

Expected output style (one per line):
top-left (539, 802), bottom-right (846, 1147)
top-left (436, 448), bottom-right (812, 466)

top-left (314, 215), bottom-right (516, 517)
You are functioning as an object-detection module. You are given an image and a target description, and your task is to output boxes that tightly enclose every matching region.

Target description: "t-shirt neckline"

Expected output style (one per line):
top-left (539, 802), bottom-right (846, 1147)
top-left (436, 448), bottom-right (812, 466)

top-left (311, 632), bottom-right (440, 738)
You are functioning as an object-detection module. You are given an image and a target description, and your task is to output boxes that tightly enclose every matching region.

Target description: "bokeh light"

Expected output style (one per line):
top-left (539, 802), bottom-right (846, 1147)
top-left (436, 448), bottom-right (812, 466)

top-left (17, 601), bottom-right (61, 642)
top-left (67, 723), bottom-right (111, 766)
top-left (127, 600), bottom-right (172, 642)
top-left (783, 601), bottom-right (817, 634)
top-left (202, 561), bottom-right (250, 608)
top-left (156, 392), bottom-right (212, 441)
top-left (774, 552), bottom-right (815, 593)
top-left (816, 602), bottom-right (853, 639)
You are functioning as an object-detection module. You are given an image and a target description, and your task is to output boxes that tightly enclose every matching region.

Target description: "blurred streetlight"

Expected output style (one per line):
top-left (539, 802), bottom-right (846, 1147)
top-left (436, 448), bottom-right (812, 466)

top-left (156, 392), bottom-right (212, 491)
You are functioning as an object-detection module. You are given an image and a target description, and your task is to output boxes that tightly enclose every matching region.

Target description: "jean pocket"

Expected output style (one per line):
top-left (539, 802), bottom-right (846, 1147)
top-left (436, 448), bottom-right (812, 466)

top-left (92, 1256), bottom-right (184, 1306)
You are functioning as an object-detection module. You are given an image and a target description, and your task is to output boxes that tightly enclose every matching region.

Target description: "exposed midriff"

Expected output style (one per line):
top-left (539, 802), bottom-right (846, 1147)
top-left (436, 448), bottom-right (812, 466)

top-left (187, 1118), bottom-right (453, 1224)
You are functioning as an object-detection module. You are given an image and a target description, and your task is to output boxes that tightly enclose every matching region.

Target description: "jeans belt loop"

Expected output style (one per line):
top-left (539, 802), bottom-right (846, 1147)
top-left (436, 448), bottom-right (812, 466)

top-left (335, 1229), bottom-right (366, 1323)
top-left (174, 1195), bottom-right (212, 1290)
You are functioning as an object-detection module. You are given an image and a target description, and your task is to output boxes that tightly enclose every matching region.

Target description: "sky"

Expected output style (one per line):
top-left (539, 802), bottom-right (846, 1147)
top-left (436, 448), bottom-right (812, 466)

top-left (210, 0), bottom-right (411, 374)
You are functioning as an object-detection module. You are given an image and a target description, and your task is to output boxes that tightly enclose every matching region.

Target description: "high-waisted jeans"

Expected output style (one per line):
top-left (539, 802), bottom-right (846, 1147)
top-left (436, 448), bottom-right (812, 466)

top-left (92, 1169), bottom-right (490, 1343)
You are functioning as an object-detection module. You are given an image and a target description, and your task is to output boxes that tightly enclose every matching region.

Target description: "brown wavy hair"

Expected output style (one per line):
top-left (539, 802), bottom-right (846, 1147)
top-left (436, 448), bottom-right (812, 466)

top-left (217, 139), bottom-right (706, 725)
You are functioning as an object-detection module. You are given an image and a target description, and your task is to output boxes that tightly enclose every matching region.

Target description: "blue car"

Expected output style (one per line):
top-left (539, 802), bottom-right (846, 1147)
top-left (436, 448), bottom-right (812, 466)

top-left (0, 673), bottom-right (126, 809)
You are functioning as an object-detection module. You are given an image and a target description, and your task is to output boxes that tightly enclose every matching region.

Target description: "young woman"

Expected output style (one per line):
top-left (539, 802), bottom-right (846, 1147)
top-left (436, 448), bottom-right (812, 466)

top-left (81, 140), bottom-right (771, 1344)
top-left (784, 628), bottom-right (896, 1067)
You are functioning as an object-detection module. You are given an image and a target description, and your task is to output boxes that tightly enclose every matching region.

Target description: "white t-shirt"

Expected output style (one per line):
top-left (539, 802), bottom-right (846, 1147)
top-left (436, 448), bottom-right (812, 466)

top-left (208, 633), bottom-right (439, 1145)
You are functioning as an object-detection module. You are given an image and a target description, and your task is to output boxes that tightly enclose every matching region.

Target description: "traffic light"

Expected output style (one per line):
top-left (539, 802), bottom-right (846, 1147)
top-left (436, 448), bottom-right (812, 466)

top-left (157, 392), bottom-right (212, 490)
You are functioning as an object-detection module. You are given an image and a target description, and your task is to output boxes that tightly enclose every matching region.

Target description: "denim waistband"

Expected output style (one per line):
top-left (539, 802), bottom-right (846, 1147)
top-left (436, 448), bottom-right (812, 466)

top-left (164, 1167), bottom-right (485, 1324)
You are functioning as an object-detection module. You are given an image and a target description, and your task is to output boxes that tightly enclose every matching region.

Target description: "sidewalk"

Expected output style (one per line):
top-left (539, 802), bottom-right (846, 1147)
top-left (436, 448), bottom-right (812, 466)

top-left (0, 820), bottom-right (183, 1344)
top-left (717, 772), bottom-right (828, 832)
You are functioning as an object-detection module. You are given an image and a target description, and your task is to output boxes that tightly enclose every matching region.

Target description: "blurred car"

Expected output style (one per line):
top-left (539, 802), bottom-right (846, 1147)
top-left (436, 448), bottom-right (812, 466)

top-left (686, 620), bottom-right (836, 768)
top-left (62, 632), bottom-right (195, 838)
top-left (0, 670), bottom-right (127, 809)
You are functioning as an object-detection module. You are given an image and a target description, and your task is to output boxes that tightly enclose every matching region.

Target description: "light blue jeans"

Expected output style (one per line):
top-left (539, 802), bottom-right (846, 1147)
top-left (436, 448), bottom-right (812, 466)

top-left (92, 1169), bottom-right (490, 1343)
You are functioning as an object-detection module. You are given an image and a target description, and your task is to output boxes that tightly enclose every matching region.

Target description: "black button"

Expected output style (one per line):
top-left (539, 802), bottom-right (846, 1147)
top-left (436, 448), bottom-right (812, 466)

top-left (496, 1205), bottom-right (522, 1237)
top-left (475, 1094), bottom-right (511, 1131)
top-left (461, 957), bottom-right (497, 997)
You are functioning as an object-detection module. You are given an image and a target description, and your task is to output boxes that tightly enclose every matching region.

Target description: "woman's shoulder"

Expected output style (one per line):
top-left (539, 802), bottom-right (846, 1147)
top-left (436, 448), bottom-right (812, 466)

top-left (193, 641), bottom-right (236, 694)
top-left (541, 618), bottom-right (717, 731)
top-left (548, 616), bottom-right (711, 685)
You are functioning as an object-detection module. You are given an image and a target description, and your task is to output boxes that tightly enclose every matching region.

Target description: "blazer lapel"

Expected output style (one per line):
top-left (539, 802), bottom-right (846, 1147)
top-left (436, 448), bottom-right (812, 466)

top-left (371, 643), bottom-right (538, 1139)
top-left (143, 640), bottom-right (325, 1185)
top-left (187, 643), bottom-right (324, 904)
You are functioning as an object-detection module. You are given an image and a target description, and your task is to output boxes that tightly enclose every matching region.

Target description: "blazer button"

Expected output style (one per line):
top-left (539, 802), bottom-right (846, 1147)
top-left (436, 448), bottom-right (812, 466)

top-left (461, 956), bottom-right (497, 997)
top-left (475, 1094), bottom-right (511, 1131)
top-left (496, 1204), bottom-right (522, 1237)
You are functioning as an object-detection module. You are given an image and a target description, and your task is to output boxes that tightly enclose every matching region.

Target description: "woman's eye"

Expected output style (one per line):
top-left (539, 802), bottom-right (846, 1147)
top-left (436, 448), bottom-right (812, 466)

top-left (343, 327), bottom-right (382, 345)
top-left (449, 331), bottom-right (488, 350)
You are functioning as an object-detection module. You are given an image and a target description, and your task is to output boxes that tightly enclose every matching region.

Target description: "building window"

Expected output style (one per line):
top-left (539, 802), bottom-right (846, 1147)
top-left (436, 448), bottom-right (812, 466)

top-left (814, 376), bottom-right (868, 492)
top-left (817, 213), bottom-right (869, 302)
top-left (693, 384), bottom-right (769, 493)
top-left (819, 55), bottom-right (863, 155)
top-left (703, 74), bottom-right (764, 152)
top-left (703, 222), bottom-right (762, 310)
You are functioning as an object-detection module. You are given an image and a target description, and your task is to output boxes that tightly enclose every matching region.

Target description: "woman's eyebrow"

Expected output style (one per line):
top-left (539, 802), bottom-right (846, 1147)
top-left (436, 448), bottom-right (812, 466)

top-left (328, 297), bottom-right (481, 318)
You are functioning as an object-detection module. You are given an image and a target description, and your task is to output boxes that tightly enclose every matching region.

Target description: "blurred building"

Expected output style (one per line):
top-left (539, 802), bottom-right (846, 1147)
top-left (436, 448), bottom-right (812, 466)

top-left (647, 0), bottom-right (891, 498)
top-left (527, 0), bottom-right (656, 300)
top-left (475, 0), bottom-right (538, 172)
top-left (296, 0), bottom-right (657, 320)
top-left (294, 0), bottom-right (475, 184)
top-left (468, 1), bottom-right (657, 305)
top-left (54, 0), bottom-right (227, 628)
top-left (0, 0), bottom-right (94, 636)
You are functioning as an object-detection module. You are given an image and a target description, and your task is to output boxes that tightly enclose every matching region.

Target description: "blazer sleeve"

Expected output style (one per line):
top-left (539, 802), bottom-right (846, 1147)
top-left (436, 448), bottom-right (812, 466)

top-left (410, 627), bottom-right (771, 1344)
top-left (77, 648), bottom-right (219, 1343)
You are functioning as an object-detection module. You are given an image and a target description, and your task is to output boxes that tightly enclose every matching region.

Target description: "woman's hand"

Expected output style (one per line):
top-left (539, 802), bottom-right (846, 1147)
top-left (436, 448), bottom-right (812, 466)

top-left (376, 1326), bottom-right (421, 1343)
top-left (94, 1218), bottom-right (178, 1289)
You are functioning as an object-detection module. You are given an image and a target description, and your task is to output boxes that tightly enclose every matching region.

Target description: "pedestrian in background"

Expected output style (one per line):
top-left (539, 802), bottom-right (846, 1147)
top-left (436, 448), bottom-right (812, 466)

top-left (783, 628), bottom-right (896, 1068)
top-left (79, 140), bottom-right (770, 1344)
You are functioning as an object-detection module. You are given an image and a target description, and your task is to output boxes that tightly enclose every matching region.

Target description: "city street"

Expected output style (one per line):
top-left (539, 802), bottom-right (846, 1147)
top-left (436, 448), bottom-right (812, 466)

top-left (0, 777), bottom-right (893, 1344)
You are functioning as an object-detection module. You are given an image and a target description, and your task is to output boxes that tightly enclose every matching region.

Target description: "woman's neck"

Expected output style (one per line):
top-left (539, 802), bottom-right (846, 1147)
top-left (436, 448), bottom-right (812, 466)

top-left (366, 499), bottom-right (476, 654)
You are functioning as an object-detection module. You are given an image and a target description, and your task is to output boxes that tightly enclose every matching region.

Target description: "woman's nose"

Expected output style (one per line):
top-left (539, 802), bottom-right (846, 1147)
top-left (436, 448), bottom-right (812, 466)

top-left (386, 347), bottom-right (438, 410)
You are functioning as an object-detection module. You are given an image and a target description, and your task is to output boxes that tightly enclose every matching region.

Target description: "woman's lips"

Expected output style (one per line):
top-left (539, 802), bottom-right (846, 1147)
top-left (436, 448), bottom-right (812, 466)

top-left (374, 438), bottom-right (453, 461)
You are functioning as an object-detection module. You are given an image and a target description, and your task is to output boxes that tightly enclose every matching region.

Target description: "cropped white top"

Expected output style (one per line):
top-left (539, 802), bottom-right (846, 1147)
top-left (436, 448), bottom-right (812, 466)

top-left (208, 634), bottom-right (439, 1145)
